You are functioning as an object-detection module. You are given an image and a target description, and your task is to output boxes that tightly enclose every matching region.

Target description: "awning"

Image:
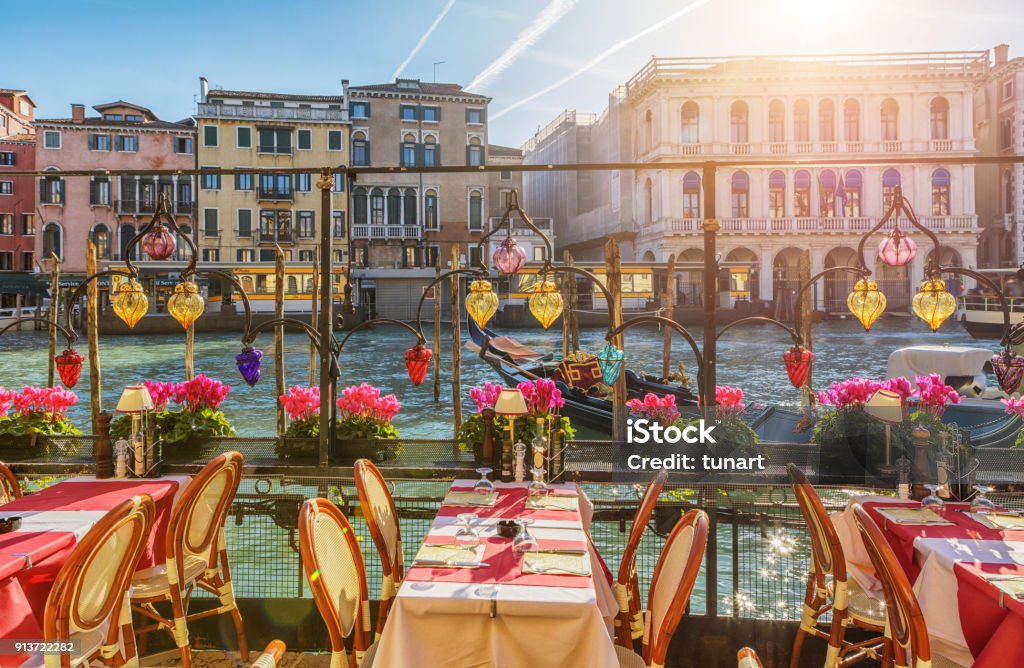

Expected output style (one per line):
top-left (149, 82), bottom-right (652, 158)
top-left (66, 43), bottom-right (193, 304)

top-left (0, 273), bottom-right (48, 296)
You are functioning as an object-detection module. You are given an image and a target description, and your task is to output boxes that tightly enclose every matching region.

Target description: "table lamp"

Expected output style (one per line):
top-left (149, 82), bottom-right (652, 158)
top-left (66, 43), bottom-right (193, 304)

top-left (116, 385), bottom-right (154, 476)
top-left (493, 388), bottom-right (529, 481)
top-left (865, 389), bottom-right (903, 474)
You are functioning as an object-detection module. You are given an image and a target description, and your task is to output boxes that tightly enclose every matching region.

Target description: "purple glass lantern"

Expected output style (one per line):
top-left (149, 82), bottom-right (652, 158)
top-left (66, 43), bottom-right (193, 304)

top-left (877, 227), bottom-right (917, 268)
top-left (236, 346), bottom-right (263, 387)
top-left (493, 236), bottom-right (527, 274)
top-left (141, 224), bottom-right (177, 261)
top-left (992, 350), bottom-right (1024, 394)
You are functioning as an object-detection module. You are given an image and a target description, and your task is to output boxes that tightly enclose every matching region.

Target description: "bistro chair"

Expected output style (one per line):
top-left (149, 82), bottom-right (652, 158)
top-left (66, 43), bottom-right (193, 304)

top-left (130, 451), bottom-right (247, 667)
top-left (299, 497), bottom-right (376, 668)
top-left (615, 469), bottom-right (668, 648)
top-left (250, 640), bottom-right (287, 668)
top-left (44, 494), bottom-right (155, 668)
top-left (0, 460), bottom-right (22, 503)
top-left (615, 508), bottom-right (708, 668)
top-left (353, 458), bottom-right (403, 640)
top-left (787, 464), bottom-right (886, 668)
top-left (737, 648), bottom-right (765, 668)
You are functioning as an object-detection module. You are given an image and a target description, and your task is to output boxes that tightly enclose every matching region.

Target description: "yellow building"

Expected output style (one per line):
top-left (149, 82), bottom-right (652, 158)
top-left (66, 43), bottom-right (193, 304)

top-left (194, 77), bottom-right (350, 264)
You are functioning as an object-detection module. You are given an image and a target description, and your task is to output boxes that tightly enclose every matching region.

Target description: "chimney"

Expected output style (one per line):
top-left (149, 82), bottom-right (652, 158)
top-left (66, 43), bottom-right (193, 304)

top-left (995, 44), bottom-right (1009, 67)
top-left (70, 104), bottom-right (85, 122)
top-left (199, 76), bottom-right (209, 103)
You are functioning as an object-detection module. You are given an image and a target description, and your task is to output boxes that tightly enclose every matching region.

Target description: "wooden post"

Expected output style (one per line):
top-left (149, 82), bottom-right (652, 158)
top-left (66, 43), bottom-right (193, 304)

top-left (565, 251), bottom-right (579, 353)
top-left (184, 323), bottom-right (195, 380)
top-left (432, 261), bottom-right (441, 402)
top-left (701, 164), bottom-right (719, 408)
top-left (86, 241), bottom-right (101, 435)
top-left (799, 249), bottom-right (813, 388)
top-left (275, 245), bottom-right (286, 436)
top-left (605, 239), bottom-right (627, 441)
top-left (47, 254), bottom-right (60, 388)
top-left (309, 247), bottom-right (319, 387)
top-left (662, 253), bottom-right (676, 380)
top-left (450, 245), bottom-right (462, 436)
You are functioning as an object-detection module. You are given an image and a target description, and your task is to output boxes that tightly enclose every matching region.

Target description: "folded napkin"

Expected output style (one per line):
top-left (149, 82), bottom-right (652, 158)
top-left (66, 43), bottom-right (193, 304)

top-left (522, 550), bottom-right (591, 576)
top-left (442, 490), bottom-right (498, 507)
top-left (876, 507), bottom-right (955, 526)
top-left (525, 495), bottom-right (579, 512)
top-left (413, 543), bottom-right (486, 568)
top-left (967, 512), bottom-right (1024, 531)
top-left (984, 575), bottom-right (1024, 601)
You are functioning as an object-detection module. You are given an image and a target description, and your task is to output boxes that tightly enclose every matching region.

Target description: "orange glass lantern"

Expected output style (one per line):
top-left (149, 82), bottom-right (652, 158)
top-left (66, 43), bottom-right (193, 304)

top-left (783, 345), bottom-right (814, 388)
top-left (465, 280), bottom-right (499, 328)
top-left (846, 279), bottom-right (886, 332)
top-left (911, 279), bottom-right (957, 332)
top-left (405, 343), bottom-right (432, 385)
top-left (167, 281), bottom-right (205, 329)
top-left (111, 278), bottom-right (149, 329)
top-left (528, 280), bottom-right (563, 329)
top-left (55, 348), bottom-right (85, 388)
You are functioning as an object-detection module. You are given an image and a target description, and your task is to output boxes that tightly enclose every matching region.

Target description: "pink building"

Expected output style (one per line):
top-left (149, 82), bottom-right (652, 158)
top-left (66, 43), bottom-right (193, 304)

top-left (0, 89), bottom-right (39, 307)
top-left (34, 101), bottom-right (196, 275)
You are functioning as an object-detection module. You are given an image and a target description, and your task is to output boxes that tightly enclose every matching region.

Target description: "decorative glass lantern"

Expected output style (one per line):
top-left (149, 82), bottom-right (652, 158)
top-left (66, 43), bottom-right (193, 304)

top-left (54, 348), bottom-right (85, 388)
top-left (236, 346), bottom-right (263, 387)
top-left (167, 281), bottom-right (205, 329)
top-left (111, 278), bottom-right (149, 329)
top-left (528, 280), bottom-right (563, 329)
top-left (596, 344), bottom-right (624, 384)
top-left (141, 223), bottom-right (177, 261)
top-left (465, 280), bottom-right (499, 328)
top-left (405, 343), bottom-right (432, 386)
top-left (911, 279), bottom-right (957, 332)
top-left (493, 237), bottom-right (527, 275)
top-left (783, 345), bottom-right (814, 389)
top-left (992, 350), bottom-right (1024, 394)
top-left (877, 228), bottom-right (917, 268)
top-left (846, 279), bottom-right (886, 332)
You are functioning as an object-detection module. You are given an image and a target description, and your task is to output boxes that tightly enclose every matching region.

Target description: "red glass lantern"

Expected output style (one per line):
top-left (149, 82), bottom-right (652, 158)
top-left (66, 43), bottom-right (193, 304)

top-left (55, 348), bottom-right (85, 388)
top-left (877, 227), bottom-right (917, 268)
top-left (493, 236), bottom-right (527, 274)
top-left (141, 223), bottom-right (177, 261)
top-left (992, 350), bottom-right (1024, 394)
top-left (405, 343), bottom-right (432, 386)
top-left (783, 345), bottom-right (814, 389)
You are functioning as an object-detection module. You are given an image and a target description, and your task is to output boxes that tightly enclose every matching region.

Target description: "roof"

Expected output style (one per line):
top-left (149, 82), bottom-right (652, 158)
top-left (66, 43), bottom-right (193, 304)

top-left (207, 89), bottom-right (345, 103)
top-left (487, 144), bottom-right (522, 157)
top-left (33, 117), bottom-right (194, 131)
top-left (92, 100), bottom-right (153, 115)
top-left (349, 80), bottom-right (488, 100)
top-left (0, 89), bottom-right (36, 108)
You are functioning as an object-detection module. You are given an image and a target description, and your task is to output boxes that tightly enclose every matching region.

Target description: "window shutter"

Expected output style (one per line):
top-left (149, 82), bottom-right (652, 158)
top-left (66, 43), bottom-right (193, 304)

top-left (466, 145), bottom-right (471, 166)
top-left (465, 108), bottom-right (471, 122)
top-left (435, 107), bottom-right (441, 122)
top-left (364, 102), bottom-right (371, 118)
top-left (58, 179), bottom-right (64, 202)
top-left (364, 140), bottom-right (371, 164)
top-left (89, 179), bottom-right (97, 204)
top-left (434, 145), bottom-right (440, 166)
top-left (416, 143), bottom-right (424, 167)
top-left (39, 178), bottom-right (45, 203)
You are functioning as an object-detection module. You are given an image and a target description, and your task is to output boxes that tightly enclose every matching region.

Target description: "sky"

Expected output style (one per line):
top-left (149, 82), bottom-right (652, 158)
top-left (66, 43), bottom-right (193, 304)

top-left (9, 0), bottom-right (1024, 147)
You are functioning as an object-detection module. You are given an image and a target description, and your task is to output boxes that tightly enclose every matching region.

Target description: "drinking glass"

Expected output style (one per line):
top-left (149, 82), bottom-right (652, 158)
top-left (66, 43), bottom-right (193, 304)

top-left (454, 513), bottom-right (481, 549)
top-left (970, 485), bottom-right (997, 515)
top-left (512, 519), bottom-right (538, 553)
top-left (528, 467), bottom-right (547, 496)
top-left (921, 484), bottom-right (946, 517)
top-left (474, 467), bottom-right (495, 496)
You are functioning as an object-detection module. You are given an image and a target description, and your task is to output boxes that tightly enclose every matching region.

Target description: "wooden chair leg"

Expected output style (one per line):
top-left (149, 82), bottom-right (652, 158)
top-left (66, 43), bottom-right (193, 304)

top-left (791, 574), bottom-right (819, 668)
top-left (216, 549), bottom-right (249, 661)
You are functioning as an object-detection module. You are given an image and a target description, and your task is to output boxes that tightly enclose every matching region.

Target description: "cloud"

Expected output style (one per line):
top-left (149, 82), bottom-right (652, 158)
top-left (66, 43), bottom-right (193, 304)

top-left (467, 0), bottom-right (579, 92)
top-left (391, 0), bottom-right (457, 80)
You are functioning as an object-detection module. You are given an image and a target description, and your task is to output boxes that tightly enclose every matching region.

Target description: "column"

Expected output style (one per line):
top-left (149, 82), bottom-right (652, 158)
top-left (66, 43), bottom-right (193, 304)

top-left (809, 246), bottom-right (825, 311)
top-left (758, 246), bottom-right (774, 301)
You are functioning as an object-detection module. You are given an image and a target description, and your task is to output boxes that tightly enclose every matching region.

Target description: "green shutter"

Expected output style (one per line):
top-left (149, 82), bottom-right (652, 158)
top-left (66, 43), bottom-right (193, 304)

top-left (435, 106), bottom-right (441, 122)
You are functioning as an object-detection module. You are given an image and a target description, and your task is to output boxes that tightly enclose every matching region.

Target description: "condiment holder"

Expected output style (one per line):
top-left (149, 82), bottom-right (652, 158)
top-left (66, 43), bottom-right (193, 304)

top-left (496, 520), bottom-right (520, 538)
top-left (0, 517), bottom-right (22, 534)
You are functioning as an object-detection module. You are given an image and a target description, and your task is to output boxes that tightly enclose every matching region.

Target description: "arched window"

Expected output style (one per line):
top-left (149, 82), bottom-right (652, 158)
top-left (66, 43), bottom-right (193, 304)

top-left (644, 110), bottom-right (654, 151)
top-left (769, 170), bottom-right (786, 218)
top-left (819, 99), bottom-right (835, 142)
top-left (930, 97), bottom-right (949, 140)
top-left (794, 170), bottom-right (811, 217)
top-left (819, 170), bottom-right (836, 217)
top-left (403, 188), bottom-right (417, 226)
top-left (43, 222), bottom-right (62, 259)
top-left (931, 168), bottom-right (951, 216)
top-left (423, 135), bottom-right (438, 166)
top-left (643, 178), bottom-right (653, 224)
top-left (731, 172), bottom-right (749, 218)
top-left (353, 186), bottom-right (368, 224)
top-left (425, 189), bottom-right (439, 230)
top-left (845, 170), bottom-right (863, 217)
top-left (119, 223), bottom-right (136, 261)
top-left (468, 190), bottom-right (483, 230)
top-left (793, 99), bottom-right (810, 142)
top-left (352, 130), bottom-right (369, 166)
top-left (681, 102), bottom-right (699, 144)
top-left (370, 187), bottom-right (384, 225)
top-left (882, 169), bottom-right (901, 211)
top-left (682, 172), bottom-right (701, 218)
top-left (881, 98), bottom-right (899, 141)
top-left (387, 187), bottom-right (401, 225)
top-left (467, 136), bottom-right (482, 166)
top-left (843, 99), bottom-right (860, 141)
top-left (730, 101), bottom-right (748, 144)
top-left (401, 133), bottom-right (417, 167)
top-left (90, 224), bottom-right (110, 259)
top-left (768, 100), bottom-right (785, 142)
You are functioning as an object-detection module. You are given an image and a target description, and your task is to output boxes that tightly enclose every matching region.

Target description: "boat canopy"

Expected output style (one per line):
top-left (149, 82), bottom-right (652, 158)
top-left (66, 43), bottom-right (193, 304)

top-left (887, 345), bottom-right (991, 395)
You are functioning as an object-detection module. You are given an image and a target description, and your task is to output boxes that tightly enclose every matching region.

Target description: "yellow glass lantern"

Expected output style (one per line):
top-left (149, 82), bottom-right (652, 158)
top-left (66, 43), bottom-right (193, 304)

top-left (846, 279), bottom-right (886, 332)
top-left (529, 280), bottom-right (564, 329)
top-left (111, 278), bottom-right (149, 329)
top-left (465, 280), bottom-right (499, 328)
top-left (911, 278), bottom-right (957, 332)
top-left (167, 281), bottom-right (206, 329)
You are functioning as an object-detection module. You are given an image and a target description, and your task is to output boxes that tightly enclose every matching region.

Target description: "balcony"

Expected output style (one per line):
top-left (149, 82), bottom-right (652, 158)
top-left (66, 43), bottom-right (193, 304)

top-left (352, 225), bottom-right (421, 240)
top-left (257, 146), bottom-right (293, 156)
top-left (257, 188), bottom-right (294, 202)
top-left (882, 140), bottom-right (902, 153)
top-left (646, 215), bottom-right (978, 237)
top-left (196, 103), bottom-right (347, 123)
top-left (259, 229), bottom-right (293, 244)
top-left (634, 138), bottom-right (962, 161)
top-left (931, 139), bottom-right (954, 152)
top-left (487, 216), bottom-right (554, 238)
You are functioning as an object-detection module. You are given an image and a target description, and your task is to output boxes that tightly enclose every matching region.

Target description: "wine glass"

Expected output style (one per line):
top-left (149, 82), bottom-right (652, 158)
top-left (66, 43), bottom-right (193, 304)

top-left (512, 518), bottom-right (537, 553)
top-left (454, 513), bottom-right (480, 549)
top-left (474, 468), bottom-right (495, 496)
top-left (970, 485), bottom-right (997, 515)
top-left (921, 484), bottom-right (946, 517)
top-left (528, 467), bottom-right (547, 496)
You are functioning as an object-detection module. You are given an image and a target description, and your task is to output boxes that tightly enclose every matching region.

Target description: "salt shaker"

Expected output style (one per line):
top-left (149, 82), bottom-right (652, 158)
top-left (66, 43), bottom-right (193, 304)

top-left (114, 438), bottom-right (129, 478)
top-left (513, 441), bottom-right (526, 483)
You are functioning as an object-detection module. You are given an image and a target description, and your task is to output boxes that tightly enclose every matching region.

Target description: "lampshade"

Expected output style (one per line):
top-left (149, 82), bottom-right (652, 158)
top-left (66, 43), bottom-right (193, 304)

top-left (465, 280), bottom-right (499, 329)
top-left (54, 348), bottom-right (84, 389)
top-left (911, 279), bottom-right (957, 332)
top-left (865, 389), bottom-right (904, 424)
top-left (783, 345), bottom-right (814, 389)
top-left (597, 344), bottom-right (624, 384)
top-left (992, 350), bottom-right (1024, 394)
top-left (846, 279), bottom-right (886, 332)
top-left (528, 280), bottom-right (564, 329)
top-left (141, 223), bottom-right (177, 261)
top-left (493, 388), bottom-right (528, 416)
top-left (167, 281), bottom-right (205, 329)
top-left (877, 228), bottom-right (917, 268)
top-left (111, 278), bottom-right (149, 329)
top-left (493, 236), bottom-right (527, 274)
top-left (116, 384), bottom-right (154, 414)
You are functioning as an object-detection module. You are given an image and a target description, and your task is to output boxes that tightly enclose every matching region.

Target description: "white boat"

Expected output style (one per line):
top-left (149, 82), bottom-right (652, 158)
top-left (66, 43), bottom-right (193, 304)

top-left (0, 306), bottom-right (48, 331)
top-left (957, 268), bottom-right (1024, 342)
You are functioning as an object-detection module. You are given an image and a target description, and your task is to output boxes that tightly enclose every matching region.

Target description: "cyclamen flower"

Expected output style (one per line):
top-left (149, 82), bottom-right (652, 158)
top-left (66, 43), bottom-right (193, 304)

top-left (914, 373), bottom-right (960, 419)
top-left (6, 386), bottom-right (78, 419)
top-left (469, 382), bottom-right (504, 413)
top-left (881, 376), bottom-right (914, 402)
top-left (143, 380), bottom-right (178, 411)
top-left (516, 379), bottom-right (564, 417)
top-left (1002, 396), bottom-right (1024, 419)
top-left (627, 392), bottom-right (681, 426)
top-left (280, 386), bottom-right (321, 421)
top-left (336, 383), bottom-right (401, 424)
top-left (174, 375), bottom-right (231, 412)
top-left (0, 387), bottom-right (11, 418)
top-left (715, 386), bottom-right (746, 420)
top-left (817, 377), bottom-right (883, 410)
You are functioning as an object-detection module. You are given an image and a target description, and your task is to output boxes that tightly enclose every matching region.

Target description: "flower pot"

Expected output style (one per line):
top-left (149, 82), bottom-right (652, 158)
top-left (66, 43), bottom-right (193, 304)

top-left (276, 437), bottom-right (319, 461)
top-left (332, 438), bottom-right (400, 465)
top-left (0, 434), bottom-right (40, 459)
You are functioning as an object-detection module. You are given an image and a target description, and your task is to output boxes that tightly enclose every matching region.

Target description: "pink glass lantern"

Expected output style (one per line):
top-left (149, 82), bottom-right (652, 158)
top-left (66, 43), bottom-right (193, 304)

top-left (992, 350), bottom-right (1024, 394)
top-left (877, 228), bottom-right (917, 268)
top-left (493, 237), bottom-right (527, 274)
top-left (141, 224), bottom-right (177, 261)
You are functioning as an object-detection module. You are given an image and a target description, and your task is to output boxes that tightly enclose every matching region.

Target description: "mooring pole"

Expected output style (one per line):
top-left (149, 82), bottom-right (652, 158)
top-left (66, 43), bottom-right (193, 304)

top-left (85, 241), bottom-right (101, 435)
top-left (433, 261), bottom-right (441, 403)
top-left (309, 246), bottom-right (319, 387)
top-left (317, 168), bottom-right (335, 466)
top-left (47, 254), bottom-right (60, 387)
top-left (799, 249), bottom-right (813, 388)
top-left (606, 238), bottom-right (626, 441)
top-left (701, 163), bottom-right (718, 407)
top-left (450, 245), bottom-right (463, 436)
top-left (662, 253), bottom-right (676, 380)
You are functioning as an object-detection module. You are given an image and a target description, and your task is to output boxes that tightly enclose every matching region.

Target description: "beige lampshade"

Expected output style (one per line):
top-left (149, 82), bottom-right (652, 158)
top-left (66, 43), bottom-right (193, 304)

top-left (865, 389), bottom-right (903, 425)
top-left (116, 385), bottom-right (154, 414)
top-left (493, 388), bottom-right (528, 416)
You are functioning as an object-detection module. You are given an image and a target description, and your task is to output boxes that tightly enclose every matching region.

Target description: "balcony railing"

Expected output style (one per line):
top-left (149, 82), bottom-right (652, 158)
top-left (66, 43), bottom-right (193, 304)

top-left (931, 139), bottom-right (954, 152)
top-left (352, 225), bottom-right (421, 240)
top-left (117, 200), bottom-right (194, 215)
top-left (487, 216), bottom-right (554, 237)
top-left (259, 230), bottom-right (293, 244)
top-left (646, 214), bottom-right (978, 236)
top-left (882, 140), bottom-right (902, 152)
top-left (635, 138), bottom-right (965, 161)
top-left (197, 103), bottom-right (347, 123)
top-left (256, 188), bottom-right (294, 201)
top-left (257, 146), bottom-right (293, 155)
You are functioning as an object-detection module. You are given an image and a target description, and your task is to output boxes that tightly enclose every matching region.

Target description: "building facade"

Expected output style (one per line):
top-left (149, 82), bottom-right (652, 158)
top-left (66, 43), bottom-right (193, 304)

top-left (0, 89), bottom-right (37, 290)
top-left (34, 101), bottom-right (196, 275)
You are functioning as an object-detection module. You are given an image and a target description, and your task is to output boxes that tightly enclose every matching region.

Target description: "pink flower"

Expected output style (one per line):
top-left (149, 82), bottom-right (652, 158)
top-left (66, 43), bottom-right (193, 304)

top-left (280, 386), bottom-right (321, 421)
top-left (143, 380), bottom-right (178, 411)
top-left (881, 376), bottom-right (914, 402)
top-left (818, 377), bottom-right (883, 410)
top-left (469, 382), bottom-right (504, 413)
top-left (336, 383), bottom-right (401, 424)
top-left (715, 386), bottom-right (746, 419)
top-left (627, 392), bottom-right (681, 425)
top-left (4, 386), bottom-right (79, 420)
top-left (914, 373), bottom-right (960, 419)
top-left (173, 375), bottom-right (231, 412)
top-left (1002, 396), bottom-right (1024, 419)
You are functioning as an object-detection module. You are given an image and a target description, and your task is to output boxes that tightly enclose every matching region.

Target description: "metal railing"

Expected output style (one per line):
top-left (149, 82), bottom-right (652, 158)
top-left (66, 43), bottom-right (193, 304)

top-left (256, 187), bottom-right (294, 201)
top-left (646, 214), bottom-right (978, 236)
top-left (117, 199), bottom-right (193, 215)
top-left (351, 224), bottom-right (422, 240)
top-left (197, 103), bottom-right (347, 123)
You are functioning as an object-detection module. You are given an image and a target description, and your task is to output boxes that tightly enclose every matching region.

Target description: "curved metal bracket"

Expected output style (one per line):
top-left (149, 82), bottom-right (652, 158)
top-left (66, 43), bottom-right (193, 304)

top-left (197, 269), bottom-right (253, 342)
top-left (607, 315), bottom-right (705, 401)
top-left (413, 267), bottom-right (487, 336)
top-left (123, 192), bottom-right (199, 278)
top-left (715, 316), bottom-right (803, 347)
top-left (62, 269), bottom-right (133, 345)
top-left (473, 190), bottom-right (554, 270)
top-left (338, 318), bottom-right (425, 351)
top-left (856, 185), bottom-right (942, 276)
top-left (0, 317), bottom-right (77, 343)
top-left (242, 317), bottom-right (341, 379)
top-left (792, 265), bottom-right (871, 336)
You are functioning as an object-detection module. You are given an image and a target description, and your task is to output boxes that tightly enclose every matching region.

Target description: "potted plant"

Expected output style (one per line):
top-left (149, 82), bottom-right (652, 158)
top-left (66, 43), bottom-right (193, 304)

top-left (1003, 396), bottom-right (1024, 448)
top-left (814, 377), bottom-right (894, 477)
top-left (277, 385), bottom-right (321, 460)
top-left (458, 379), bottom-right (574, 455)
top-left (333, 383), bottom-right (402, 462)
top-left (684, 385), bottom-right (758, 449)
top-left (0, 386), bottom-right (81, 457)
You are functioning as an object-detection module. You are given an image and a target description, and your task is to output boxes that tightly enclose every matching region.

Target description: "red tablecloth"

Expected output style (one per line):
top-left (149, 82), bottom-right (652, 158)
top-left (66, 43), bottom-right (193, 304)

top-left (0, 476), bottom-right (187, 664)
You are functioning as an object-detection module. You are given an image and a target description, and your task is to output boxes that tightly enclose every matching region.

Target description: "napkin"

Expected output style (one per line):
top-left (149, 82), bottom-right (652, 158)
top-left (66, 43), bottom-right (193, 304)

top-left (442, 491), bottom-right (498, 507)
top-left (525, 495), bottom-right (579, 512)
top-left (876, 507), bottom-right (955, 526)
top-left (413, 543), bottom-right (486, 568)
top-left (522, 550), bottom-right (591, 576)
top-left (966, 512), bottom-right (1024, 531)
top-left (984, 575), bottom-right (1024, 601)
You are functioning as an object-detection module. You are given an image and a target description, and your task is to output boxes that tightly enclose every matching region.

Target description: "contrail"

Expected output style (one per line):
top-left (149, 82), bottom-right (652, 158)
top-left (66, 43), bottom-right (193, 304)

top-left (492, 0), bottom-right (714, 120)
top-left (392, 0), bottom-right (457, 80)
top-left (467, 0), bottom-right (579, 92)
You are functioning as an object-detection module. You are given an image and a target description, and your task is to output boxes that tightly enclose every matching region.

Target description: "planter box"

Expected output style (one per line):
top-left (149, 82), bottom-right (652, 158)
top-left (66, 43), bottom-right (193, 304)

top-left (0, 434), bottom-right (41, 459)
top-left (332, 439), bottom-right (400, 465)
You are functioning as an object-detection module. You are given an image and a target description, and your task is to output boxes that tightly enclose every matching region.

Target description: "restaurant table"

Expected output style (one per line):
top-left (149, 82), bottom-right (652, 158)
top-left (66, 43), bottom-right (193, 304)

top-left (833, 495), bottom-right (1024, 668)
top-left (0, 475), bottom-right (189, 666)
top-left (373, 479), bottom-right (619, 668)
